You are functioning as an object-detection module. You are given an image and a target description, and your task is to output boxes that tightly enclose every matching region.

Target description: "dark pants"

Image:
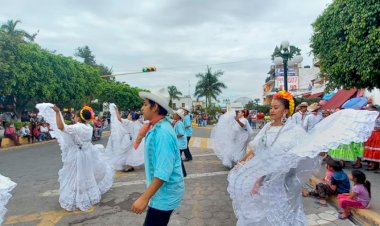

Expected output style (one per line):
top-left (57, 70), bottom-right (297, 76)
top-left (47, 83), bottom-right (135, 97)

top-left (143, 207), bottom-right (173, 226)
top-left (180, 149), bottom-right (187, 177)
top-left (5, 134), bottom-right (19, 145)
top-left (181, 137), bottom-right (193, 160)
top-left (23, 134), bottom-right (31, 143)
top-left (310, 183), bottom-right (335, 199)
top-left (0, 137), bottom-right (2, 147)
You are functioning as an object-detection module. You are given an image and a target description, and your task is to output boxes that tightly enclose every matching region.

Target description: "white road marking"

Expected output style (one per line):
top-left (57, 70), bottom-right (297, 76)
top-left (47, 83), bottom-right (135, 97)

top-left (40, 171), bottom-right (229, 197)
top-left (192, 153), bottom-right (216, 157)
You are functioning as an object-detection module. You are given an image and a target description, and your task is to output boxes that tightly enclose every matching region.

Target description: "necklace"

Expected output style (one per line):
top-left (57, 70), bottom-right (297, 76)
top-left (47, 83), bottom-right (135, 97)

top-left (261, 123), bottom-right (285, 147)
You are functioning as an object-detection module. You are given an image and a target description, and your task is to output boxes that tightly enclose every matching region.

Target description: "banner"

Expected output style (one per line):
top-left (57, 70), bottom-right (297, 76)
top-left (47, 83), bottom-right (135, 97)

top-left (275, 76), bottom-right (299, 91)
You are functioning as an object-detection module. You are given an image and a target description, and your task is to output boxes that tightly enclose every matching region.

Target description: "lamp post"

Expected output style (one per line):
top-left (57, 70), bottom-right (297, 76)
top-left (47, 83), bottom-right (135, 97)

top-left (273, 41), bottom-right (303, 91)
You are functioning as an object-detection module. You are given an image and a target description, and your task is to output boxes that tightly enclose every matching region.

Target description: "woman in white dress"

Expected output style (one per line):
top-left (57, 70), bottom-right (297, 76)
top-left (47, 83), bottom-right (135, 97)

top-left (36, 103), bottom-right (113, 211)
top-left (104, 104), bottom-right (144, 172)
top-left (211, 110), bottom-right (253, 168)
top-left (227, 90), bottom-right (379, 226)
top-left (0, 174), bottom-right (16, 225)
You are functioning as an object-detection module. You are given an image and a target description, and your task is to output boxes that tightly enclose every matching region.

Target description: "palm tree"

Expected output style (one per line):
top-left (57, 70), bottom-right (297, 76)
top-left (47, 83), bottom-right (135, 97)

top-left (0, 19), bottom-right (38, 41)
top-left (168, 85), bottom-right (182, 109)
top-left (194, 67), bottom-right (227, 108)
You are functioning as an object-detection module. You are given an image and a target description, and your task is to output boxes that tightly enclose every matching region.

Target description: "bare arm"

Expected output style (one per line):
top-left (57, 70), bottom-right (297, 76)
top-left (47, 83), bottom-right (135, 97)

top-left (239, 148), bottom-right (254, 163)
top-left (52, 106), bottom-right (64, 131)
top-left (235, 117), bottom-right (245, 127)
top-left (177, 134), bottom-right (184, 138)
top-left (131, 178), bottom-right (164, 214)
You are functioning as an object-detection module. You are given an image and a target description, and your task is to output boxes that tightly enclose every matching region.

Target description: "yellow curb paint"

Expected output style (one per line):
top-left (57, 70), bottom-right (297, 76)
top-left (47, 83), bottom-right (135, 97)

top-left (114, 171), bottom-right (138, 178)
top-left (200, 138), bottom-right (208, 149)
top-left (5, 207), bottom-right (95, 226)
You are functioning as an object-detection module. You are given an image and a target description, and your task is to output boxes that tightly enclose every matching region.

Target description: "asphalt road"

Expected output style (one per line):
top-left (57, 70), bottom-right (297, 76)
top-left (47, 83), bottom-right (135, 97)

top-left (0, 127), bottom-right (356, 226)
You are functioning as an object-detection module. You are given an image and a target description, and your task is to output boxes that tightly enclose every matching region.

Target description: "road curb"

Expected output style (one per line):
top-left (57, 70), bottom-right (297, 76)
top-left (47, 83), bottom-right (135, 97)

top-left (0, 131), bottom-right (111, 152)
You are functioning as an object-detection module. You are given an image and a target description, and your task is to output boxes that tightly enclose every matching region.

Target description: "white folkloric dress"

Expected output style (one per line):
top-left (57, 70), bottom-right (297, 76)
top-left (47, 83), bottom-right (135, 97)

top-left (0, 174), bottom-right (16, 225)
top-left (36, 103), bottom-right (113, 211)
top-left (103, 103), bottom-right (144, 170)
top-left (228, 109), bottom-right (379, 226)
top-left (211, 112), bottom-right (253, 168)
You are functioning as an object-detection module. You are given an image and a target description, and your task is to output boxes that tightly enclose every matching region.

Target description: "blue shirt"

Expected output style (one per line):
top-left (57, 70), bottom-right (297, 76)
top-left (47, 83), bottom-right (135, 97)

top-left (184, 115), bottom-right (192, 137)
top-left (331, 171), bottom-right (350, 194)
top-left (144, 118), bottom-right (185, 211)
top-left (174, 120), bottom-right (187, 150)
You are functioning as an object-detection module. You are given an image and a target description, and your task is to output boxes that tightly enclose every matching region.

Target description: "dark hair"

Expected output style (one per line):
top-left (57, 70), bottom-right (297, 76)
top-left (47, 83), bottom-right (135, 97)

top-left (351, 170), bottom-right (371, 197)
top-left (326, 159), bottom-right (342, 171)
top-left (132, 112), bottom-right (139, 120)
top-left (148, 100), bottom-right (168, 116)
top-left (274, 97), bottom-right (290, 110)
top-left (76, 109), bottom-right (92, 122)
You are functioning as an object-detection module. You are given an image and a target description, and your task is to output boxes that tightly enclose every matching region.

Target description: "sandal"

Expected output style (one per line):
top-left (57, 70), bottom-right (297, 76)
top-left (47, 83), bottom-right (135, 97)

top-left (302, 189), bottom-right (310, 197)
top-left (338, 213), bottom-right (351, 220)
top-left (314, 200), bottom-right (328, 207)
top-left (122, 167), bottom-right (135, 172)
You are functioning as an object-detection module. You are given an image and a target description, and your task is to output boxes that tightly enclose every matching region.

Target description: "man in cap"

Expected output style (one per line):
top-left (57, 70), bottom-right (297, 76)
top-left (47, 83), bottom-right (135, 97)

top-left (291, 102), bottom-right (309, 125)
top-left (181, 106), bottom-right (193, 161)
top-left (303, 103), bottom-right (322, 132)
top-left (172, 109), bottom-right (187, 177)
top-left (131, 88), bottom-right (184, 226)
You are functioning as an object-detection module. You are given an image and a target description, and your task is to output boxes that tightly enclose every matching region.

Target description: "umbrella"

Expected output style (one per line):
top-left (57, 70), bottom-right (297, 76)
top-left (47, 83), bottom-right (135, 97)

top-left (322, 92), bottom-right (336, 101)
top-left (342, 97), bottom-right (368, 109)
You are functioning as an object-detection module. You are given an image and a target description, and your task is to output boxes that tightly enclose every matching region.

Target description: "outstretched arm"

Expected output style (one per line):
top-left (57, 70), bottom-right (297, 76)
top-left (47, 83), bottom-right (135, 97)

top-left (52, 105), bottom-right (64, 131)
top-left (115, 105), bottom-right (122, 122)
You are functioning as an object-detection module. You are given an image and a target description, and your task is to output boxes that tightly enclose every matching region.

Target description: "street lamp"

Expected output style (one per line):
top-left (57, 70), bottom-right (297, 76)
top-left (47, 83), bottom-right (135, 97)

top-left (273, 41), bottom-right (303, 91)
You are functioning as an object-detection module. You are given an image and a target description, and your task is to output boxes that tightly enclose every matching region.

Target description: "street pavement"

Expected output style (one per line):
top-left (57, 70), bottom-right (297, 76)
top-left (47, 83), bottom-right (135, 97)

top-left (0, 127), bottom-right (357, 226)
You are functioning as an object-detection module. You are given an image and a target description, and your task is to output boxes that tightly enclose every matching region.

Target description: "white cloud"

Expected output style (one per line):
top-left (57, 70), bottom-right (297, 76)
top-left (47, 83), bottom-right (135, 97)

top-left (0, 0), bottom-right (332, 103)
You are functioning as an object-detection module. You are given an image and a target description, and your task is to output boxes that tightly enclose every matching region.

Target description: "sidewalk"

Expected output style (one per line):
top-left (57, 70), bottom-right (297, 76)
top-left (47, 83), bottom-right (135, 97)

top-left (310, 163), bottom-right (380, 226)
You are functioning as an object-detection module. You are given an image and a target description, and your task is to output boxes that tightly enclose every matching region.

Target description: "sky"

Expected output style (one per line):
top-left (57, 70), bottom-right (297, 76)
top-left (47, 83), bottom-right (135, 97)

top-left (0, 0), bottom-right (332, 103)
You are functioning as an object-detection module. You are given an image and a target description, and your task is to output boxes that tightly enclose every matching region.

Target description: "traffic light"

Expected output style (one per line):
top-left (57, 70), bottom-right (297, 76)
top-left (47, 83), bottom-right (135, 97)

top-left (142, 66), bottom-right (157, 72)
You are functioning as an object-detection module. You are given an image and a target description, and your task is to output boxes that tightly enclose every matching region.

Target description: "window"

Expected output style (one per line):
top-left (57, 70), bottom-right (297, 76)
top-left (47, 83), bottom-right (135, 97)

top-left (182, 103), bottom-right (185, 107)
top-left (173, 103), bottom-right (177, 109)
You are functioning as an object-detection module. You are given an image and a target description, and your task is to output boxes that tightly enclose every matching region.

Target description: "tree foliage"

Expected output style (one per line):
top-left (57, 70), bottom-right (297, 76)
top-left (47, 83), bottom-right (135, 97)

top-left (0, 19), bottom-right (143, 117)
top-left (74, 45), bottom-right (96, 66)
top-left (271, 45), bottom-right (301, 60)
top-left (194, 67), bottom-right (227, 108)
top-left (310, 0), bottom-right (380, 90)
top-left (168, 85), bottom-right (182, 108)
top-left (0, 19), bottom-right (38, 42)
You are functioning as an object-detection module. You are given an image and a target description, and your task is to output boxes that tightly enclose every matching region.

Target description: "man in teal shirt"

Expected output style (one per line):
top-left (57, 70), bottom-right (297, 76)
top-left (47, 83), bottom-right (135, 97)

top-left (182, 107), bottom-right (193, 161)
top-left (132, 89), bottom-right (184, 226)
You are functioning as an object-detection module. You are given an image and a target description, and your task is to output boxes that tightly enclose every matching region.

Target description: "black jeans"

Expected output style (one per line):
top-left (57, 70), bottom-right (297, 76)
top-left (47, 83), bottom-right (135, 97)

top-left (179, 149), bottom-right (187, 177)
top-left (181, 136), bottom-right (193, 160)
top-left (143, 207), bottom-right (173, 226)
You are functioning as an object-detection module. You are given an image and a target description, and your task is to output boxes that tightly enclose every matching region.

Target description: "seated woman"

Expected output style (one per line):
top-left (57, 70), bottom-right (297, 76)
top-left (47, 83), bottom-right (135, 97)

top-left (4, 123), bottom-right (20, 146)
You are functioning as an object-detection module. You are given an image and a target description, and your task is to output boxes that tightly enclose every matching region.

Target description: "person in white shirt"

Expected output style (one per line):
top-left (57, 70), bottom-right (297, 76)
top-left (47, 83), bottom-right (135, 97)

top-left (303, 103), bottom-right (322, 132)
top-left (291, 102), bottom-right (309, 125)
top-left (21, 125), bottom-right (31, 143)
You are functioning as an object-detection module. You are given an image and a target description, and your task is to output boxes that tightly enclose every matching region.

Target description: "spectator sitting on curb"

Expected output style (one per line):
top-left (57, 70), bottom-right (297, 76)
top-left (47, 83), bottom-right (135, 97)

top-left (4, 123), bottom-right (20, 146)
top-left (0, 122), bottom-right (4, 148)
top-left (21, 124), bottom-right (32, 143)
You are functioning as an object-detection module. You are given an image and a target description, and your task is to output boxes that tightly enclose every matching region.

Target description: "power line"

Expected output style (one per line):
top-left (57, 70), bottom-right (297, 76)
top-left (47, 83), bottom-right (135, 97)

top-left (101, 57), bottom-right (259, 77)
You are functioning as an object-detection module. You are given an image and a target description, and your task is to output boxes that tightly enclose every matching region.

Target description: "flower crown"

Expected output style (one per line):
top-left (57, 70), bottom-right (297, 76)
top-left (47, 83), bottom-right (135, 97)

top-left (273, 90), bottom-right (295, 116)
top-left (80, 106), bottom-right (95, 122)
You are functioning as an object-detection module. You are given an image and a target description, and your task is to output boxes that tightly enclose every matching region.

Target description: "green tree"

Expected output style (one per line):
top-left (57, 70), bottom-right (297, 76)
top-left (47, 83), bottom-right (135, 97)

top-left (0, 19), bottom-right (38, 41)
top-left (96, 81), bottom-right (143, 111)
top-left (167, 85), bottom-right (182, 108)
top-left (310, 0), bottom-right (380, 90)
top-left (271, 45), bottom-right (301, 60)
top-left (194, 67), bottom-right (227, 108)
top-left (74, 45), bottom-right (96, 66)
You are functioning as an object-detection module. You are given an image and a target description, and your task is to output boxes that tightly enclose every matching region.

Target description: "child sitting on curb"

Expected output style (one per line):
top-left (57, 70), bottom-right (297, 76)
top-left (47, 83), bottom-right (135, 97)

top-left (337, 170), bottom-right (371, 220)
top-left (303, 159), bottom-right (350, 206)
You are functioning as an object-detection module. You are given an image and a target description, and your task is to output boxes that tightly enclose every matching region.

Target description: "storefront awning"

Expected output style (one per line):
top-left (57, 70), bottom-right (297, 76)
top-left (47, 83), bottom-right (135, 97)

top-left (308, 92), bottom-right (324, 99)
top-left (321, 88), bottom-right (357, 110)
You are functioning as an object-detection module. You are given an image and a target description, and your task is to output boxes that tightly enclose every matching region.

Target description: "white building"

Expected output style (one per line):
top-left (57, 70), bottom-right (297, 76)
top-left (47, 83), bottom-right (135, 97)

top-left (172, 96), bottom-right (192, 110)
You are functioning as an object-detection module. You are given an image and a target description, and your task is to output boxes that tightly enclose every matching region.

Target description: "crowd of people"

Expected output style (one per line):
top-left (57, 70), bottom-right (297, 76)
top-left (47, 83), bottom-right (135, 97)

top-left (1, 88), bottom-right (379, 226)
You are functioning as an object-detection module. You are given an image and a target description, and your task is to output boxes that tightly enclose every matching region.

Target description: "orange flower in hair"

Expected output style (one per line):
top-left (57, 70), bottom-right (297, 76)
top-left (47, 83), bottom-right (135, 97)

top-left (80, 106), bottom-right (95, 121)
top-left (273, 90), bottom-right (295, 116)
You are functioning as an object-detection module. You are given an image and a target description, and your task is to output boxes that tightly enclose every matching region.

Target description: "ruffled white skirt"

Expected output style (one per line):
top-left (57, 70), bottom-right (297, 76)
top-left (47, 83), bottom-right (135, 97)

top-left (0, 174), bottom-right (16, 225)
top-left (211, 112), bottom-right (252, 168)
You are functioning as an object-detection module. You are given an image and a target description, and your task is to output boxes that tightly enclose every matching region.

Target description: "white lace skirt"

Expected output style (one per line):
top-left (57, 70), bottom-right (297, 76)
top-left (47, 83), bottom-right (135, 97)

top-left (58, 143), bottom-right (113, 211)
top-left (211, 112), bottom-right (251, 168)
top-left (0, 174), bottom-right (16, 225)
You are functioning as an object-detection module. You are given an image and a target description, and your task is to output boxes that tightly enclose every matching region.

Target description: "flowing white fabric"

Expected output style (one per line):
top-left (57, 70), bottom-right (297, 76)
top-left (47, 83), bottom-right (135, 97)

top-left (211, 112), bottom-right (254, 168)
top-left (0, 174), bottom-right (16, 225)
top-left (36, 103), bottom-right (114, 211)
top-left (103, 103), bottom-right (144, 169)
top-left (228, 109), bottom-right (379, 226)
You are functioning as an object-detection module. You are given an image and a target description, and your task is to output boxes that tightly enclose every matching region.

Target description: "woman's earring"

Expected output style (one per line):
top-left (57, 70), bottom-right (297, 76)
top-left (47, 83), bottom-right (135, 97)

top-left (282, 113), bottom-right (287, 123)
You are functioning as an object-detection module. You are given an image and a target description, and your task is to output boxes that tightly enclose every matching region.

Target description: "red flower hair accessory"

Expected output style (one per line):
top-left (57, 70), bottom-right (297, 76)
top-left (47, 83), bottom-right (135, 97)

top-left (273, 90), bottom-right (295, 116)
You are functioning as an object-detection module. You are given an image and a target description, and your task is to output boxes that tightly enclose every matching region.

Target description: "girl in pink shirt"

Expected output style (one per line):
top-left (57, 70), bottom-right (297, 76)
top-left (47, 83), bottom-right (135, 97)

top-left (338, 170), bottom-right (371, 219)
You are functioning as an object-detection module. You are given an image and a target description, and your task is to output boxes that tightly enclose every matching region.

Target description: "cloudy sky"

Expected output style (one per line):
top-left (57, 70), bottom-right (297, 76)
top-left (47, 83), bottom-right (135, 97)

top-left (0, 0), bottom-right (331, 103)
